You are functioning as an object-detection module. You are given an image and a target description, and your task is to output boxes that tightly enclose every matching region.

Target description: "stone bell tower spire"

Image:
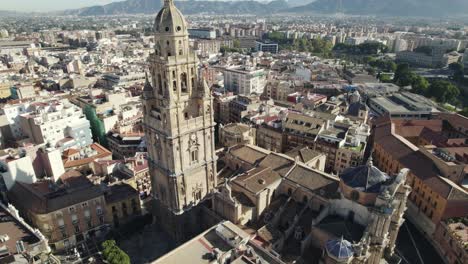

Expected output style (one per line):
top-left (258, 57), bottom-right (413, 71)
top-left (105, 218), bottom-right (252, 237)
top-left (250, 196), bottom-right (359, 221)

top-left (143, 0), bottom-right (217, 218)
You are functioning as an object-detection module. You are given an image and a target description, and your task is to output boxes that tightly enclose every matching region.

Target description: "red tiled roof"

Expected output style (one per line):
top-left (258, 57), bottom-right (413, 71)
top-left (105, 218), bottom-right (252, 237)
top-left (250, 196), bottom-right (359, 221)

top-left (63, 143), bottom-right (112, 169)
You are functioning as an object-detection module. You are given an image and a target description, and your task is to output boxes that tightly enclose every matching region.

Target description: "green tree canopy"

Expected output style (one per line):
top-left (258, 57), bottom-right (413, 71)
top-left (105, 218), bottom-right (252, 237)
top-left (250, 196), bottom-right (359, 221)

top-left (394, 63), bottom-right (415, 87)
top-left (333, 42), bottom-right (388, 55)
top-left (102, 240), bottom-right (130, 264)
top-left (411, 75), bottom-right (430, 95)
top-left (427, 80), bottom-right (460, 103)
top-left (369, 59), bottom-right (397, 72)
top-left (449, 62), bottom-right (465, 82)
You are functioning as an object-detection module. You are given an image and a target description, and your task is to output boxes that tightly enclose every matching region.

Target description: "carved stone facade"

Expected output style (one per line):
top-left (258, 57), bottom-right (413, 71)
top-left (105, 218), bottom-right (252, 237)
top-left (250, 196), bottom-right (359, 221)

top-left (143, 0), bottom-right (217, 219)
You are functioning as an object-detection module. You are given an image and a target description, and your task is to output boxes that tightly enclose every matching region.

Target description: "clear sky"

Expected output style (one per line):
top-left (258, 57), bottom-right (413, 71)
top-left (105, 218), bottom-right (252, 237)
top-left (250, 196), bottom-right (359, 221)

top-left (0, 0), bottom-right (121, 12)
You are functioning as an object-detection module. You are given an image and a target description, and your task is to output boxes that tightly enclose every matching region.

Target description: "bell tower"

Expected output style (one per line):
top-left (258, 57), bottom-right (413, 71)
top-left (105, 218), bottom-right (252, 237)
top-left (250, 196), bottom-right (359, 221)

top-left (143, 0), bottom-right (217, 216)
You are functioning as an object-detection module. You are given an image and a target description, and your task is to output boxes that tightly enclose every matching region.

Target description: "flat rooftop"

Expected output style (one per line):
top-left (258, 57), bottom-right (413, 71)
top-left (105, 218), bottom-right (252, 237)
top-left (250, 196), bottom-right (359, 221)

top-left (154, 221), bottom-right (284, 264)
top-left (0, 204), bottom-right (41, 255)
top-left (153, 221), bottom-right (245, 264)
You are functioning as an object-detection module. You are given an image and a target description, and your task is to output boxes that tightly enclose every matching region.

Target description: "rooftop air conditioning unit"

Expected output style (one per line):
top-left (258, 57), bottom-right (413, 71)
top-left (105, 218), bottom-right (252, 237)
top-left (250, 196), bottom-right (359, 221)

top-left (0, 235), bottom-right (9, 243)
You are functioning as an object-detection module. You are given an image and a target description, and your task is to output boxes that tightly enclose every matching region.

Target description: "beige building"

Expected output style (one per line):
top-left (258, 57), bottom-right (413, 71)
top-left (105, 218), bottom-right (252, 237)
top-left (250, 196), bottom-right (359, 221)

top-left (142, 0), bottom-right (217, 241)
top-left (214, 144), bottom-right (410, 264)
top-left (256, 123), bottom-right (286, 153)
top-left (8, 171), bottom-right (108, 252)
top-left (213, 93), bottom-right (236, 124)
top-left (285, 146), bottom-right (326, 171)
top-left (105, 183), bottom-right (142, 228)
top-left (219, 123), bottom-right (255, 147)
top-left (264, 80), bottom-right (293, 102)
top-left (0, 83), bottom-right (11, 100)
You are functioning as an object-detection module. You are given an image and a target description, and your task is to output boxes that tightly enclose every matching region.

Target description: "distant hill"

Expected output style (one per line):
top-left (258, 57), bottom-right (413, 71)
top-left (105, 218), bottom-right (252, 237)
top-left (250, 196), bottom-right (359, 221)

top-left (286, 0), bottom-right (316, 8)
top-left (0, 10), bottom-right (27, 17)
top-left (63, 0), bottom-right (290, 16)
top-left (289, 0), bottom-right (468, 17)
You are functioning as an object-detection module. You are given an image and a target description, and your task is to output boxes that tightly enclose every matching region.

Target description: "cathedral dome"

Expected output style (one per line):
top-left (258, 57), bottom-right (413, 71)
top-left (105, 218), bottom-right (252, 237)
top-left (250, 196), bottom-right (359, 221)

top-left (154, 0), bottom-right (188, 35)
top-left (326, 238), bottom-right (354, 260)
top-left (339, 157), bottom-right (390, 193)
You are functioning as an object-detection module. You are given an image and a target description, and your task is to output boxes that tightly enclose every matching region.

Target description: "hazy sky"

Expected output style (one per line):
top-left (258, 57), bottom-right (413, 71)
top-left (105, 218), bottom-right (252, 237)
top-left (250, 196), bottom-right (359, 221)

top-left (1, 0), bottom-right (279, 12)
top-left (0, 0), bottom-right (120, 12)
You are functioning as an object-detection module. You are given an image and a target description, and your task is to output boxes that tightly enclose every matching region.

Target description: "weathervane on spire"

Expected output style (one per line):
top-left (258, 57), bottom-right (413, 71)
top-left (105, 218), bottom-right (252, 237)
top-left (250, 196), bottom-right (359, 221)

top-left (164, 0), bottom-right (174, 7)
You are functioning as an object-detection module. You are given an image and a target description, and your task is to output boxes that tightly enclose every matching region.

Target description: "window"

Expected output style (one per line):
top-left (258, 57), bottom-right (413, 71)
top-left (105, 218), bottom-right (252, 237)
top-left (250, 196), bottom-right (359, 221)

top-left (74, 224), bottom-right (80, 234)
top-left (69, 207), bottom-right (75, 213)
top-left (61, 230), bottom-right (67, 239)
top-left (87, 220), bottom-right (93, 229)
top-left (82, 202), bottom-right (88, 208)
top-left (58, 218), bottom-right (65, 228)
top-left (99, 216), bottom-right (104, 225)
top-left (132, 199), bottom-right (138, 213)
top-left (191, 149), bottom-right (198, 163)
top-left (96, 207), bottom-right (103, 216)
top-left (181, 73), bottom-right (188, 92)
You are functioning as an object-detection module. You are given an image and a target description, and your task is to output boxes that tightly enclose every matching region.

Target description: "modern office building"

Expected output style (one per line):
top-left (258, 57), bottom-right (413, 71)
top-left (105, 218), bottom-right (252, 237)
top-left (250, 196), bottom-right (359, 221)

top-left (188, 28), bottom-right (216, 39)
top-left (255, 40), bottom-right (279, 54)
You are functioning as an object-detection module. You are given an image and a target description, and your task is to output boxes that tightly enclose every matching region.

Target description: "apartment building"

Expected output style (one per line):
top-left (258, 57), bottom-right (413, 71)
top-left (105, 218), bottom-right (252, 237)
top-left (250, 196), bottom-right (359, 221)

top-left (223, 66), bottom-right (266, 95)
top-left (18, 99), bottom-right (93, 150)
top-left (372, 116), bottom-right (468, 237)
top-left (8, 171), bottom-right (109, 252)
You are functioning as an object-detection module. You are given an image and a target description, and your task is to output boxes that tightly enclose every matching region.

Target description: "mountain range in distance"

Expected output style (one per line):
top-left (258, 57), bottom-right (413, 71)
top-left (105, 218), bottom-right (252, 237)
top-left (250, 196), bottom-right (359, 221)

top-left (2, 0), bottom-right (468, 17)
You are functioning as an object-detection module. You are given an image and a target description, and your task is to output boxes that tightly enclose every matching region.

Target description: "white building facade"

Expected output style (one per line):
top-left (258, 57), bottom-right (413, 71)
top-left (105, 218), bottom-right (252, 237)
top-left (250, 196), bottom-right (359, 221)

top-left (224, 66), bottom-right (267, 95)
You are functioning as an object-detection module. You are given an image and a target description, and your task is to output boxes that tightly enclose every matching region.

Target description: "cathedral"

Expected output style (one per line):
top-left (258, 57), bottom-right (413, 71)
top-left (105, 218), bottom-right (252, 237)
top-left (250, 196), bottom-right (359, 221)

top-left (143, 1), bottom-right (411, 263)
top-left (143, 0), bottom-right (218, 241)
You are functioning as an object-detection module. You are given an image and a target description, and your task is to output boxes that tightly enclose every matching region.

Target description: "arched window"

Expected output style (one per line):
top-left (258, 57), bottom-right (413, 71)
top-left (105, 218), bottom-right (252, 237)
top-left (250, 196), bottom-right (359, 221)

top-left (181, 73), bottom-right (188, 93)
top-left (179, 49), bottom-right (183, 55)
top-left (192, 78), bottom-right (195, 90)
top-left (167, 52), bottom-right (171, 57)
top-left (190, 149), bottom-right (198, 163)
top-left (158, 74), bottom-right (163, 94)
top-left (173, 80), bottom-right (177, 92)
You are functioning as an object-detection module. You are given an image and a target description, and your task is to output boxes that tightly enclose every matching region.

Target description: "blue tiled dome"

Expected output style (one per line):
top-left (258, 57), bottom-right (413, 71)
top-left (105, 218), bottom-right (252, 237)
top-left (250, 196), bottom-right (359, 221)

top-left (326, 238), bottom-right (354, 260)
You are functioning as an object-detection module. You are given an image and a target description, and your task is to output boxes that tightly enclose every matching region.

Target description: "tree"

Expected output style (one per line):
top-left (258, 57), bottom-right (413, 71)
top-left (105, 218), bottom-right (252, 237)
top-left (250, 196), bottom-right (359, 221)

top-left (233, 39), bottom-right (241, 49)
top-left (394, 63), bottom-right (415, 87)
top-left (427, 80), bottom-right (460, 103)
top-left (411, 75), bottom-right (430, 95)
top-left (369, 59), bottom-right (397, 72)
top-left (102, 240), bottom-right (130, 264)
top-left (460, 107), bottom-right (468, 118)
top-left (449, 62), bottom-right (465, 82)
